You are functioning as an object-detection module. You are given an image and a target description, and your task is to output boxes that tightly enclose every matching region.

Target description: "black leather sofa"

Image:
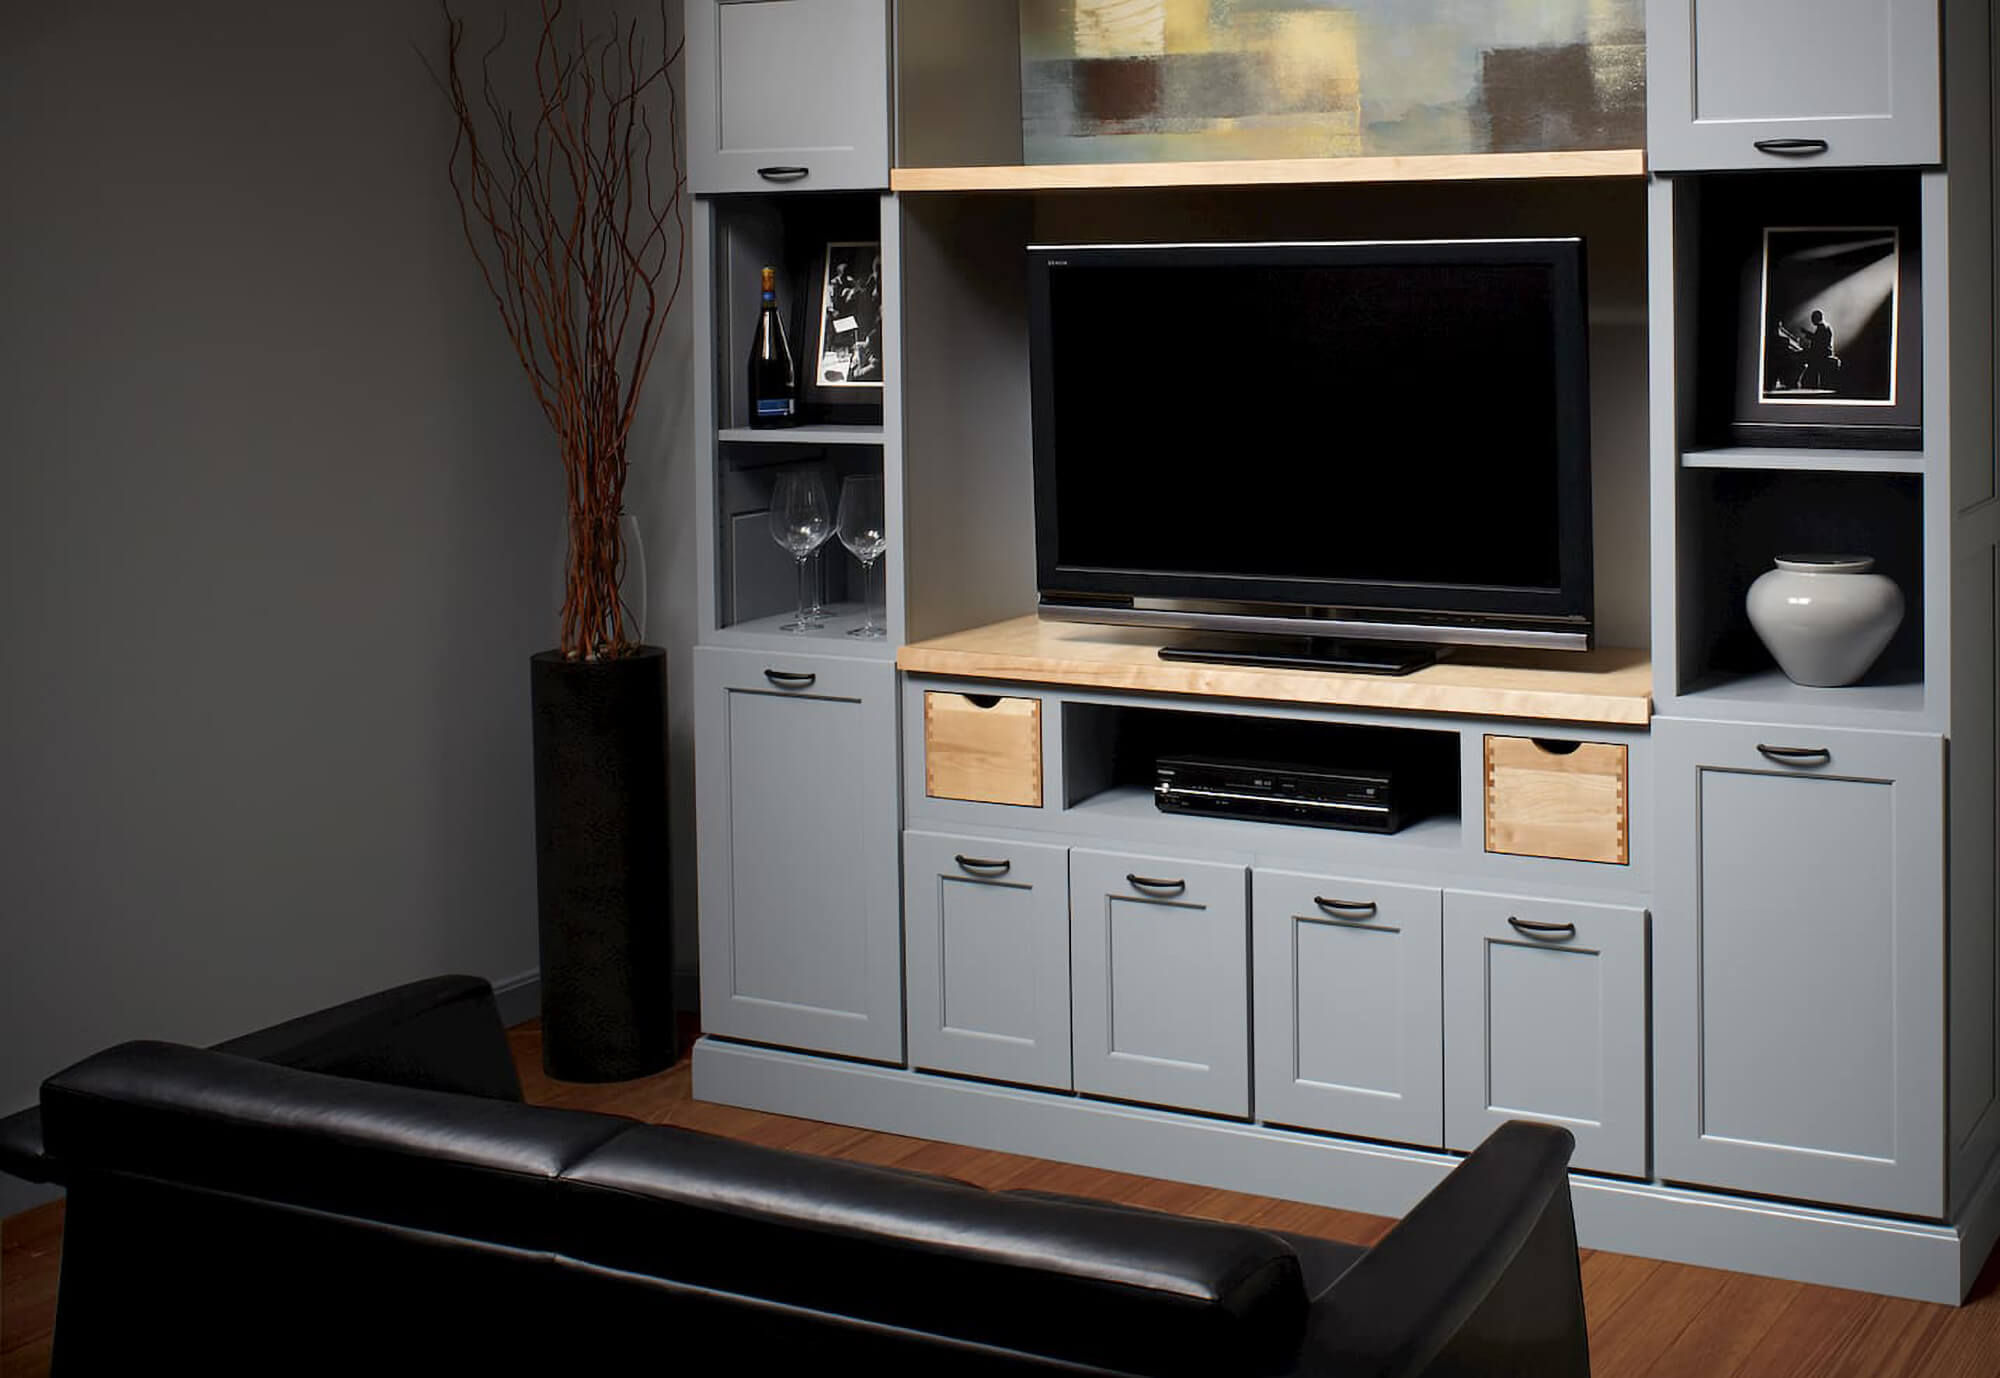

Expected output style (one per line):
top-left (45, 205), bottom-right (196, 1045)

top-left (0, 976), bottom-right (1590, 1376)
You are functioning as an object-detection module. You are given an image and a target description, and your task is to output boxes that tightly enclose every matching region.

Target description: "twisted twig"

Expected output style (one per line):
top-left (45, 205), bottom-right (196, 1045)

top-left (429, 0), bottom-right (686, 659)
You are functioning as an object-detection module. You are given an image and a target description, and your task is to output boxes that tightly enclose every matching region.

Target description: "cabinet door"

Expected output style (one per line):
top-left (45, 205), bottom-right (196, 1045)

top-left (1444, 892), bottom-right (1650, 1177)
top-left (1252, 869), bottom-right (1443, 1147)
top-left (686, 0), bottom-right (891, 194)
top-left (904, 831), bottom-right (1071, 1089)
top-left (1070, 849), bottom-right (1249, 1118)
top-left (1655, 719), bottom-right (1944, 1217)
top-left (695, 647), bottom-right (902, 1062)
top-left (1647, 0), bottom-right (1940, 170)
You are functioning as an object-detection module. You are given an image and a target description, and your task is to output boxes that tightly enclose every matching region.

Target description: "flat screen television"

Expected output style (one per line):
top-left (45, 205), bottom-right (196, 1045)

top-left (1027, 239), bottom-right (1593, 673)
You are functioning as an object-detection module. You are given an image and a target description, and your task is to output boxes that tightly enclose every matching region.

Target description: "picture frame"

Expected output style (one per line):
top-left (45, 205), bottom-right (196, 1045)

top-left (1726, 219), bottom-right (1921, 449)
top-left (802, 240), bottom-right (884, 424)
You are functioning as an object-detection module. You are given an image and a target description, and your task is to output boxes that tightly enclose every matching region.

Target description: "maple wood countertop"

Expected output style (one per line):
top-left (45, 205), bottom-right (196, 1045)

top-left (897, 617), bottom-right (1652, 727)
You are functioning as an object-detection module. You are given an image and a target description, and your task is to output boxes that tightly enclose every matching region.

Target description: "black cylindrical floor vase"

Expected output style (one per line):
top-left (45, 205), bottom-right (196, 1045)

top-left (531, 647), bottom-right (674, 1082)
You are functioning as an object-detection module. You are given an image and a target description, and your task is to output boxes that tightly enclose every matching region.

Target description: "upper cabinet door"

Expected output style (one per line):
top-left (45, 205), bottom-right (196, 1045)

top-left (1647, 0), bottom-right (1940, 171)
top-left (687, 0), bottom-right (892, 194)
top-left (1654, 718), bottom-right (1945, 1218)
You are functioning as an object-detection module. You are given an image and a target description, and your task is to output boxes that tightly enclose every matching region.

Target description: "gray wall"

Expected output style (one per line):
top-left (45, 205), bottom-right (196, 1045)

top-left (0, 0), bottom-right (696, 1215)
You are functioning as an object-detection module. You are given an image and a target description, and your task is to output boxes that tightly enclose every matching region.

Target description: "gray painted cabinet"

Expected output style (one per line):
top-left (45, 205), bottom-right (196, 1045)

top-left (1252, 869), bottom-right (1444, 1148)
top-left (1070, 848), bottom-right (1250, 1118)
top-left (904, 830), bottom-right (1072, 1089)
top-left (1646, 0), bottom-right (1941, 170)
top-left (694, 646), bottom-right (903, 1063)
top-left (1654, 718), bottom-right (1945, 1217)
top-left (686, 0), bottom-right (892, 194)
top-left (1444, 891), bottom-right (1650, 1177)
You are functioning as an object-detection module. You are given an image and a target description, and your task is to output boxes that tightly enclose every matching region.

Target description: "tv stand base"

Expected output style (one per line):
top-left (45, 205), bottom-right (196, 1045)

top-left (693, 1036), bottom-right (2000, 1306)
top-left (1159, 635), bottom-right (1439, 675)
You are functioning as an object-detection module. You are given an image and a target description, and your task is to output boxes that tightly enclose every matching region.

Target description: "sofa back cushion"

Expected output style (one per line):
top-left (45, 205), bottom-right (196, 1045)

top-left (39, 1042), bottom-right (631, 1252)
top-left (561, 1124), bottom-right (1309, 1376)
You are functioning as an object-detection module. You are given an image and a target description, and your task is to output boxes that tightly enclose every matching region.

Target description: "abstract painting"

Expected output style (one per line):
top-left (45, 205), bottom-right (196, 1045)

top-left (1020, 0), bottom-right (1645, 163)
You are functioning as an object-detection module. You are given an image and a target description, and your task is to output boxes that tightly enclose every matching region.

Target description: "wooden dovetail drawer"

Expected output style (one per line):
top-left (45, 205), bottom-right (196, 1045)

top-left (924, 692), bottom-right (1043, 807)
top-left (1484, 736), bottom-right (1628, 865)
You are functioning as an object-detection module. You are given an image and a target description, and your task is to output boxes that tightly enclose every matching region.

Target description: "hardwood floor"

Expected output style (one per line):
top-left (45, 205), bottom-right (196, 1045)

top-left (5, 1023), bottom-right (2000, 1375)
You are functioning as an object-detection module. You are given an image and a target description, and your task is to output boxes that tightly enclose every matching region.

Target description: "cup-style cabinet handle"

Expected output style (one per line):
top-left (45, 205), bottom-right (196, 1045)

top-left (1757, 743), bottom-right (1832, 767)
top-left (1508, 916), bottom-right (1577, 941)
top-left (757, 165), bottom-right (810, 181)
top-left (1314, 897), bottom-right (1378, 920)
top-left (954, 854), bottom-right (1012, 877)
top-left (1127, 873), bottom-right (1187, 897)
top-left (1753, 137), bottom-right (1830, 157)
top-left (763, 669), bottom-right (817, 690)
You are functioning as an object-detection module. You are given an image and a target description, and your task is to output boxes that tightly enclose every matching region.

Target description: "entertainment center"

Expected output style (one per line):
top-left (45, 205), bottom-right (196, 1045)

top-left (686, 0), bottom-right (2000, 1303)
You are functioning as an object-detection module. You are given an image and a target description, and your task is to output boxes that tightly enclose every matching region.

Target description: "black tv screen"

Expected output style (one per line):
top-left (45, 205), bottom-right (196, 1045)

top-left (1028, 240), bottom-right (1593, 640)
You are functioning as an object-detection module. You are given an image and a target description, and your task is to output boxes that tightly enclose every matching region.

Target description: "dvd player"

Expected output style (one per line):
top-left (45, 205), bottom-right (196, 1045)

top-left (1153, 754), bottom-right (1409, 833)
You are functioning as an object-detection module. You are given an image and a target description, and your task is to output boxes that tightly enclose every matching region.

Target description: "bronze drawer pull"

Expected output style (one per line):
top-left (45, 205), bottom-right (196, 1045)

top-left (1314, 897), bottom-right (1378, 919)
top-left (1127, 874), bottom-right (1186, 897)
top-left (763, 669), bottom-right (817, 690)
top-left (1509, 916), bottom-right (1577, 941)
top-left (954, 855), bottom-right (1012, 877)
top-left (756, 165), bottom-right (810, 181)
top-left (1753, 137), bottom-right (1829, 157)
top-left (1757, 744), bottom-right (1831, 767)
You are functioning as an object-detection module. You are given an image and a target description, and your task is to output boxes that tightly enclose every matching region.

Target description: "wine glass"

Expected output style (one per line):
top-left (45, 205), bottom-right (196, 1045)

top-left (768, 472), bottom-right (832, 633)
top-left (837, 474), bottom-right (888, 639)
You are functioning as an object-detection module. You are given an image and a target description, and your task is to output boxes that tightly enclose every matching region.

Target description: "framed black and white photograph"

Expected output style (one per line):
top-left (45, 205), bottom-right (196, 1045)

top-left (1722, 210), bottom-right (1921, 450)
top-left (1758, 228), bottom-right (1899, 406)
top-left (806, 241), bottom-right (883, 402)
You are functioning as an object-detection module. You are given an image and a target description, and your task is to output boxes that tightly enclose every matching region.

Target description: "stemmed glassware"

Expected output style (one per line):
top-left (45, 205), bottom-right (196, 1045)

top-left (837, 474), bottom-right (888, 639)
top-left (769, 472), bottom-right (832, 633)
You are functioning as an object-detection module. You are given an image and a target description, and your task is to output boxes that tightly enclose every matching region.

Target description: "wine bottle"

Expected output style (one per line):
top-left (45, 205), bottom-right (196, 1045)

top-left (747, 266), bottom-right (797, 428)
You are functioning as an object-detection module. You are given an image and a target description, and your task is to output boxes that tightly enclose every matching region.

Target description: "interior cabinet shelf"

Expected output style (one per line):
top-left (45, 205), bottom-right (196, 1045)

top-left (890, 148), bottom-right (1647, 195)
top-left (719, 425), bottom-right (886, 446)
top-left (1681, 447), bottom-right (1926, 474)
top-left (1063, 785), bottom-right (1464, 854)
top-left (710, 604), bottom-right (899, 659)
top-left (1672, 669), bottom-right (1928, 727)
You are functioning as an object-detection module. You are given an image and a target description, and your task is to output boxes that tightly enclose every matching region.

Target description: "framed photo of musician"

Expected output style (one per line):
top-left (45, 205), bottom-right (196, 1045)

top-left (802, 240), bottom-right (884, 424)
top-left (1725, 216), bottom-right (1921, 450)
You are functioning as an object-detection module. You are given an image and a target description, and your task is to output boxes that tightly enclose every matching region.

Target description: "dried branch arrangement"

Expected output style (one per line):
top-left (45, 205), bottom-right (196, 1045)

top-left (435, 0), bottom-right (686, 660)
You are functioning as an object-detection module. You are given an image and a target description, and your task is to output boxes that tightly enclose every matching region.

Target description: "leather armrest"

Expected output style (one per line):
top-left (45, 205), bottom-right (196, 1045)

top-left (213, 974), bottom-right (524, 1102)
top-left (1299, 1120), bottom-right (1589, 1378)
top-left (0, 1106), bottom-right (57, 1185)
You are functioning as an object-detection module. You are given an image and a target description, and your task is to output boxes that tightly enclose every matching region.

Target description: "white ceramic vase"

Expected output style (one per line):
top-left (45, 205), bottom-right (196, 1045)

top-left (1745, 554), bottom-right (1904, 687)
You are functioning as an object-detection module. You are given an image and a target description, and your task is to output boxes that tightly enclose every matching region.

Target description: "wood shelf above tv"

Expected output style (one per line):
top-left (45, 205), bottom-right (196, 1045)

top-left (898, 616), bottom-right (1653, 726)
top-left (890, 148), bottom-right (1648, 194)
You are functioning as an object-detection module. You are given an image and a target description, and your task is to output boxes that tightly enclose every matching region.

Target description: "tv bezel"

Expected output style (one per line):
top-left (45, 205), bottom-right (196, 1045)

top-left (1026, 239), bottom-right (1594, 648)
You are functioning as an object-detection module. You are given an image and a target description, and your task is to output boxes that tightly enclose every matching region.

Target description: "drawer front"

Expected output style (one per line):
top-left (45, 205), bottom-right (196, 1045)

top-left (1444, 891), bottom-right (1650, 1177)
top-left (1654, 718), bottom-right (1944, 1217)
top-left (693, 646), bottom-right (902, 1063)
top-left (1485, 736), bottom-right (1629, 865)
top-left (924, 692), bottom-right (1043, 807)
top-left (1252, 869), bottom-right (1443, 1147)
top-left (1070, 849), bottom-right (1249, 1118)
top-left (904, 831), bottom-right (1071, 1089)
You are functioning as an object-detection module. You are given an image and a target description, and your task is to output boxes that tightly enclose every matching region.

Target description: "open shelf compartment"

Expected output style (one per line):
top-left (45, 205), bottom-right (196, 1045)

top-left (1669, 468), bottom-right (1925, 721)
top-left (712, 440), bottom-right (885, 638)
top-left (1059, 702), bottom-right (1462, 849)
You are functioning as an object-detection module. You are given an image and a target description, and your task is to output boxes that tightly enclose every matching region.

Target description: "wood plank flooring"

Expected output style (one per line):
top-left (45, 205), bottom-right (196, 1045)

top-left (5, 1023), bottom-right (1999, 1375)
